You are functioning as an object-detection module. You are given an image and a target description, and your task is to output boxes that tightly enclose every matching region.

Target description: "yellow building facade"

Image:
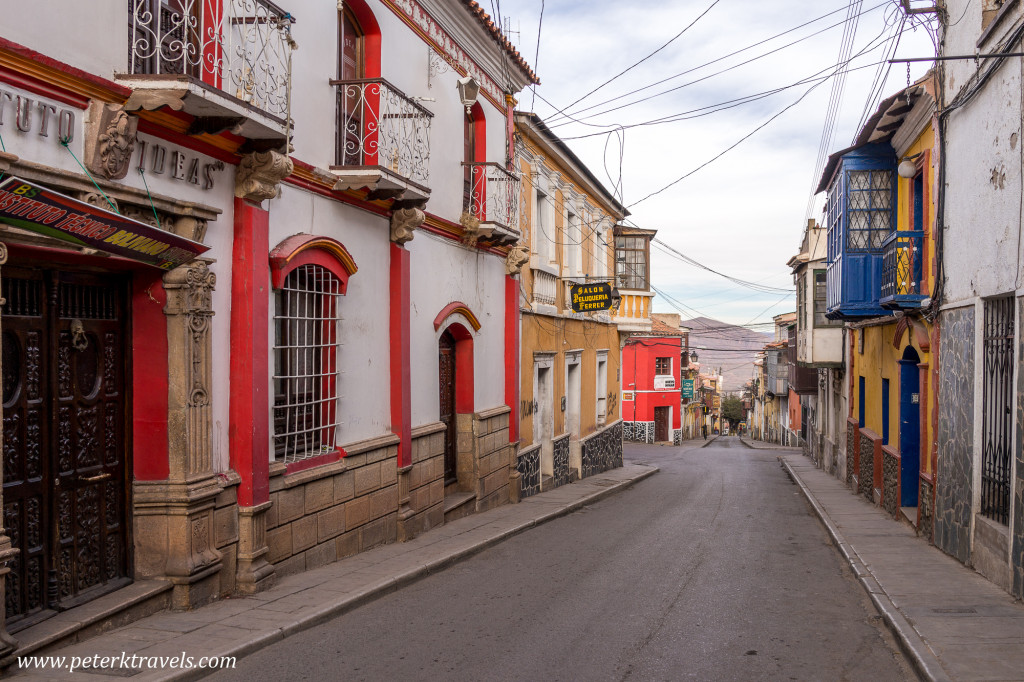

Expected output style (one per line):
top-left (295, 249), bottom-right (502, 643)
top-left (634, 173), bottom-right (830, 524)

top-left (514, 112), bottom-right (626, 496)
top-left (846, 80), bottom-right (938, 535)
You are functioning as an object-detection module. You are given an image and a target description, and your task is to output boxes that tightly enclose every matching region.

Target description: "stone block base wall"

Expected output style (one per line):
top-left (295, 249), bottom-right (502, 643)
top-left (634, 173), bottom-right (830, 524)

top-left (882, 446), bottom-right (900, 519)
top-left (581, 420), bottom-right (623, 478)
top-left (264, 436), bottom-right (400, 578)
top-left (518, 444), bottom-right (541, 499)
top-left (859, 430), bottom-right (875, 500)
top-left (552, 433), bottom-right (572, 488)
top-left (846, 420), bottom-right (857, 487)
top-left (401, 424), bottom-right (446, 540)
top-left (473, 407), bottom-right (515, 513)
top-left (212, 474), bottom-right (241, 597)
top-left (919, 476), bottom-right (935, 543)
top-left (623, 421), bottom-right (654, 443)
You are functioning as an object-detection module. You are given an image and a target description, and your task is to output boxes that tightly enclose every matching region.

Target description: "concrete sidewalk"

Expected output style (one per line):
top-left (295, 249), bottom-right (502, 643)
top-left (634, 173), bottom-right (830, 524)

top-left (7, 463), bottom-right (657, 681)
top-left (740, 436), bottom-right (800, 451)
top-left (781, 453), bottom-right (1024, 682)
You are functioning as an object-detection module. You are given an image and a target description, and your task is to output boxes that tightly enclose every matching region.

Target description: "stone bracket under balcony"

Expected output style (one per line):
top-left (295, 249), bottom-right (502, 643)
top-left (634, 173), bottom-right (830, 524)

top-left (119, 74), bottom-right (290, 147)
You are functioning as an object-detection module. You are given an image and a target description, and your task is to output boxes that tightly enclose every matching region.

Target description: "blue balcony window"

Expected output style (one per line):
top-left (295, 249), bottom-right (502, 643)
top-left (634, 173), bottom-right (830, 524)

top-left (824, 143), bottom-right (895, 320)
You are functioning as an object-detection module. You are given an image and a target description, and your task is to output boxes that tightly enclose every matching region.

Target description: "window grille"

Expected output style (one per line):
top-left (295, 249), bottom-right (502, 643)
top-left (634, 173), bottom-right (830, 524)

top-left (272, 264), bottom-right (342, 463)
top-left (981, 296), bottom-right (1014, 525)
top-left (846, 169), bottom-right (894, 251)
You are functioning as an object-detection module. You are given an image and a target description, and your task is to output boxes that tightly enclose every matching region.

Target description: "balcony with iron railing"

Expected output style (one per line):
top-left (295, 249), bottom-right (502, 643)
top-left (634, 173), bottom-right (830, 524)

top-left (462, 162), bottom-right (521, 245)
top-left (329, 78), bottom-right (433, 200)
top-left (880, 230), bottom-right (927, 309)
top-left (124, 0), bottom-right (296, 142)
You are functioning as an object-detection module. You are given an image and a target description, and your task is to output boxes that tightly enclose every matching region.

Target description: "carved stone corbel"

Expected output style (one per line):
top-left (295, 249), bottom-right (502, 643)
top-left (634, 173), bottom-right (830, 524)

top-left (390, 206), bottom-right (425, 245)
top-left (84, 102), bottom-right (139, 180)
top-left (460, 211), bottom-right (492, 247)
top-left (235, 151), bottom-right (294, 202)
top-left (0, 242), bottom-right (21, 658)
top-left (505, 241), bottom-right (530, 275)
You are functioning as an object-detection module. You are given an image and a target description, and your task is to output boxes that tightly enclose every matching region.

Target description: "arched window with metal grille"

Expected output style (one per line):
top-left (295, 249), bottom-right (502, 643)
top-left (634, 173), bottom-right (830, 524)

top-left (272, 264), bottom-right (343, 463)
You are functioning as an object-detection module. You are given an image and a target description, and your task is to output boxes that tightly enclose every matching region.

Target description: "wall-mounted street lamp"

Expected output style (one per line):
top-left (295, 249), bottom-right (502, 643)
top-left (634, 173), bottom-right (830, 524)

top-left (456, 76), bottom-right (480, 114)
top-left (898, 152), bottom-right (924, 178)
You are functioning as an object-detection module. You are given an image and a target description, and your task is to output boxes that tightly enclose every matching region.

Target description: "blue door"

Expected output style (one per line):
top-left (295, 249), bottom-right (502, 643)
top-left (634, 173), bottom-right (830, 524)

top-left (898, 351), bottom-right (921, 506)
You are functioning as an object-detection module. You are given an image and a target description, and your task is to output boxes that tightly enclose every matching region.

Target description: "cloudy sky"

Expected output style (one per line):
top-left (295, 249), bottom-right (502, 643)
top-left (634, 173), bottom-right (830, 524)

top-left (497, 0), bottom-right (937, 330)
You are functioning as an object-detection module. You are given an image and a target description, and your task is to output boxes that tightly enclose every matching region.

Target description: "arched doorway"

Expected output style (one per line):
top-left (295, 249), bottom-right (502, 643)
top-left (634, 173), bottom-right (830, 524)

top-left (898, 346), bottom-right (921, 506)
top-left (438, 330), bottom-right (457, 485)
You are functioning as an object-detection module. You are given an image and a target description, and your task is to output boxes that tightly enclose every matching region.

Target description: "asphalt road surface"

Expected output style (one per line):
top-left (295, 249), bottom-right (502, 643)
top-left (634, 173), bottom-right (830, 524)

top-left (212, 437), bottom-right (914, 681)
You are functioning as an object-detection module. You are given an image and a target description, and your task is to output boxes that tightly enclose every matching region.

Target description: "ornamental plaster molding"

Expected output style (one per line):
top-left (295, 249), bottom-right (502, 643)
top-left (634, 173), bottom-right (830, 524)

top-left (380, 0), bottom-right (509, 107)
top-left (235, 150), bottom-right (293, 202)
top-left (84, 102), bottom-right (139, 180)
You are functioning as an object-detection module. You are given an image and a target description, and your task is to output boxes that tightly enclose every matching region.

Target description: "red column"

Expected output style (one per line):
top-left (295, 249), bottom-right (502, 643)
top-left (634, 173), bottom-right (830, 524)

top-left (229, 198), bottom-right (270, 507)
top-left (505, 275), bottom-right (519, 443)
top-left (390, 243), bottom-right (412, 467)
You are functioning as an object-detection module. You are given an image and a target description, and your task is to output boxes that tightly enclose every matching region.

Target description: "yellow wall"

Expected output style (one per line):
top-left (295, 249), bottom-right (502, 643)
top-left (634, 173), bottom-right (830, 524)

top-left (895, 125), bottom-right (938, 297)
top-left (519, 314), bottom-right (621, 445)
top-left (851, 322), bottom-right (933, 475)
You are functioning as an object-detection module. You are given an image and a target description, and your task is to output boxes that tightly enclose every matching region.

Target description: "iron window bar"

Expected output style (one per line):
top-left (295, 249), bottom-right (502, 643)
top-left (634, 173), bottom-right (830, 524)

top-left (272, 264), bottom-right (343, 464)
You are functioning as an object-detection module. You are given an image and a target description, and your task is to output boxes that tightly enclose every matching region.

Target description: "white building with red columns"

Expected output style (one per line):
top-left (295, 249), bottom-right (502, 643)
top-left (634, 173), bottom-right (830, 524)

top-left (0, 0), bottom-right (536, 660)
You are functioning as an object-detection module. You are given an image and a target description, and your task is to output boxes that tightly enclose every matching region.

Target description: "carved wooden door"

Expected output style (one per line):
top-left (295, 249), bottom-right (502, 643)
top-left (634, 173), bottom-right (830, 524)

top-left (438, 331), bottom-right (457, 486)
top-left (3, 269), bottom-right (130, 630)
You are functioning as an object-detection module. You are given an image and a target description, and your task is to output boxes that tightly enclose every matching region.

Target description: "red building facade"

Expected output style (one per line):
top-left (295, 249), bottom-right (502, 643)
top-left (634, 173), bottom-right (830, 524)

top-left (621, 321), bottom-right (683, 444)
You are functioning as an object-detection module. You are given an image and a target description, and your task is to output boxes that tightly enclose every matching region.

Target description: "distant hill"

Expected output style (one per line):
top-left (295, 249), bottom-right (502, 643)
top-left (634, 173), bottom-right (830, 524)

top-left (682, 317), bottom-right (774, 393)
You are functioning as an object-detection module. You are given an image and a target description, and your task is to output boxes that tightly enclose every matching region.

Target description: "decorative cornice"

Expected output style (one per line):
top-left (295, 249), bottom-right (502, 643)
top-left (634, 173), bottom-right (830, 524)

top-left (433, 301), bottom-right (482, 331)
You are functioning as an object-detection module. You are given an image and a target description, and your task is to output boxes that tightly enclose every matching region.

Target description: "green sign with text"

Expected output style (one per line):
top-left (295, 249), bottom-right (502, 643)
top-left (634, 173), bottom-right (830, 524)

top-left (681, 379), bottom-right (694, 399)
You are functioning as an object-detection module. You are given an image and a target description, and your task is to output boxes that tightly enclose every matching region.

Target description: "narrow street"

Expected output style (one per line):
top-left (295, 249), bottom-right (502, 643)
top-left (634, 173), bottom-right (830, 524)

top-left (211, 438), bottom-right (913, 681)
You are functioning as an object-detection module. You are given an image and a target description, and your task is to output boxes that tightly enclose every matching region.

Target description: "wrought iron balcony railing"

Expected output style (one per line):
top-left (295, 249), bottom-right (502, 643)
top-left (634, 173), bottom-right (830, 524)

top-left (880, 230), bottom-right (926, 309)
top-left (463, 162), bottom-right (521, 237)
top-left (128, 0), bottom-right (295, 120)
top-left (331, 78), bottom-right (433, 192)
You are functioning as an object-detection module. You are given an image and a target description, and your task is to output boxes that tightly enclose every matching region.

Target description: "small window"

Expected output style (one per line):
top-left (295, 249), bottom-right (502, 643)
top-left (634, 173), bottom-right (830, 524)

top-left (616, 236), bottom-right (648, 290)
top-left (273, 264), bottom-right (343, 463)
top-left (655, 357), bottom-right (671, 375)
top-left (814, 270), bottom-right (839, 326)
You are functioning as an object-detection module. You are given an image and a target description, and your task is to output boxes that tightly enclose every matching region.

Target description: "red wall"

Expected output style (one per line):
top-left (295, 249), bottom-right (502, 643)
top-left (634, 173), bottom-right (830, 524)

top-left (622, 336), bottom-right (682, 429)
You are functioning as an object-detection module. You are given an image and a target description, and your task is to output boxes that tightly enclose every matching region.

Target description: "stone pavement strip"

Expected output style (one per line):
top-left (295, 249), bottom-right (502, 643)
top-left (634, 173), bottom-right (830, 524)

top-left (781, 452), bottom-right (1024, 682)
top-left (8, 464), bottom-right (657, 682)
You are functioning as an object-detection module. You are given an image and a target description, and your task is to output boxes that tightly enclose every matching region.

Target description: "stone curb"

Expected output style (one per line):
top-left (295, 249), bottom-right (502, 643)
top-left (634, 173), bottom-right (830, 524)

top-left (778, 456), bottom-right (951, 682)
top-left (700, 435), bottom-right (719, 448)
top-left (159, 464), bottom-right (660, 682)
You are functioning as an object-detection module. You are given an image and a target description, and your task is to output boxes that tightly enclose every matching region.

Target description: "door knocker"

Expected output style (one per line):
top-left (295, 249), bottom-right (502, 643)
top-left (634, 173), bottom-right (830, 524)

top-left (70, 319), bottom-right (89, 352)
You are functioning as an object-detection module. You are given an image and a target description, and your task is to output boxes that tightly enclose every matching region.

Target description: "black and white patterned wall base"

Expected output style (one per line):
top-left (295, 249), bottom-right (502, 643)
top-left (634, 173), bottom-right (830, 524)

top-left (552, 434), bottom-right (571, 488)
top-left (518, 444), bottom-right (541, 499)
top-left (582, 420), bottom-right (623, 478)
top-left (623, 421), bottom-right (654, 443)
top-left (672, 429), bottom-right (681, 446)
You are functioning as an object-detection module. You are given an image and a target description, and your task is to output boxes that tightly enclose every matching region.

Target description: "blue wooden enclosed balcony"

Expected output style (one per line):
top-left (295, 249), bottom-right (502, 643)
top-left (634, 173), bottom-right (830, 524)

top-left (880, 230), bottom-right (927, 309)
top-left (823, 143), bottom-right (895, 320)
